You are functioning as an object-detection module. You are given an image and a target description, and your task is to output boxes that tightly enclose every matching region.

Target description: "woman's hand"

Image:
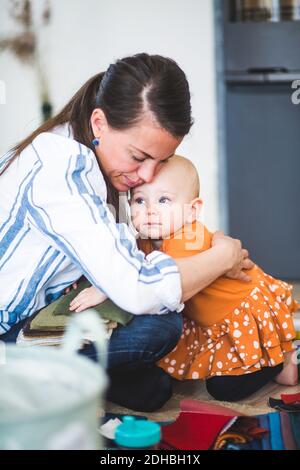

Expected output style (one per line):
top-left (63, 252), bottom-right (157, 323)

top-left (212, 231), bottom-right (254, 282)
top-left (69, 286), bottom-right (107, 313)
top-left (174, 230), bottom-right (255, 302)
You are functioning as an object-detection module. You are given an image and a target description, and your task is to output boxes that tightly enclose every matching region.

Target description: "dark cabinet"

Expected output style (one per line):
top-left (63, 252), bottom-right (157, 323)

top-left (218, 1), bottom-right (300, 279)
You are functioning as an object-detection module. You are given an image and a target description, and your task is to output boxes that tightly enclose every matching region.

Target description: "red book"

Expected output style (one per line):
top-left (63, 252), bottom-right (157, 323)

top-left (161, 412), bottom-right (236, 450)
top-left (281, 392), bottom-right (300, 405)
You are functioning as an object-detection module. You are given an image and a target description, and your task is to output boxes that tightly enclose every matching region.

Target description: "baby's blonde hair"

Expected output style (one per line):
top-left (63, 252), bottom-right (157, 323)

top-left (172, 155), bottom-right (200, 199)
top-left (129, 154), bottom-right (200, 201)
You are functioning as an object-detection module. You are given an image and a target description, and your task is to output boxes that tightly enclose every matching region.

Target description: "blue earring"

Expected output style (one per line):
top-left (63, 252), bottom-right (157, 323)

top-left (92, 138), bottom-right (100, 146)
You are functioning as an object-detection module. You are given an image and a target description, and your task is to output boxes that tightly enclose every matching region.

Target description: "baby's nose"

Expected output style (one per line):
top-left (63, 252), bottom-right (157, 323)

top-left (147, 204), bottom-right (158, 215)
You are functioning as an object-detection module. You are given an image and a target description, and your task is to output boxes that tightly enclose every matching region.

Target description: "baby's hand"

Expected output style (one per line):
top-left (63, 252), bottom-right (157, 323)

top-left (69, 286), bottom-right (107, 313)
top-left (64, 282), bottom-right (78, 294)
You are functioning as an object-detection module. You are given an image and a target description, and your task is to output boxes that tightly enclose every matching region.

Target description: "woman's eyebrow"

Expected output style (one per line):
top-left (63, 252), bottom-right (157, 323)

top-left (131, 146), bottom-right (174, 161)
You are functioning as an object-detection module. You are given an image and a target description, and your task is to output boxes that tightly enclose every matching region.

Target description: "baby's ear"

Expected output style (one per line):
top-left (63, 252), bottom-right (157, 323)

top-left (190, 197), bottom-right (203, 221)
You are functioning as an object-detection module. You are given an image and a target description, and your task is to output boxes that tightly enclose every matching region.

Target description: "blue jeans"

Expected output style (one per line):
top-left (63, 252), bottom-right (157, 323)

top-left (1, 311), bottom-right (183, 411)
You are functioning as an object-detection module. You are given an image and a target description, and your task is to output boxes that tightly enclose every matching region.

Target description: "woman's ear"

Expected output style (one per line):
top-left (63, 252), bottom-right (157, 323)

top-left (90, 108), bottom-right (109, 137)
top-left (186, 197), bottom-right (203, 223)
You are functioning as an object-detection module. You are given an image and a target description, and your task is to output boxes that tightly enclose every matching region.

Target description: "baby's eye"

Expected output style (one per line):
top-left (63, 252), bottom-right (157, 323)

top-left (134, 197), bottom-right (145, 205)
top-left (159, 196), bottom-right (171, 204)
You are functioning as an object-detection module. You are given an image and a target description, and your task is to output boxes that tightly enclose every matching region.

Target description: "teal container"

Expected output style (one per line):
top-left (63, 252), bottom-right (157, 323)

top-left (115, 416), bottom-right (161, 449)
top-left (0, 310), bottom-right (108, 450)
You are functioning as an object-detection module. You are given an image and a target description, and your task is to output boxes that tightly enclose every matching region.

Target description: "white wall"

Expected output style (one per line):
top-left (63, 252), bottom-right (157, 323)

top-left (0, 0), bottom-right (220, 229)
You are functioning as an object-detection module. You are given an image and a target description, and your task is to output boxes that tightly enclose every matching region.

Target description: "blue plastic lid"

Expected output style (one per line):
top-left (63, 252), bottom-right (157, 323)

top-left (115, 416), bottom-right (161, 448)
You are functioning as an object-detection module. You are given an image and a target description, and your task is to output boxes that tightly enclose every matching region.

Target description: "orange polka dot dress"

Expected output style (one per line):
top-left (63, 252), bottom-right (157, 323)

top-left (139, 221), bottom-right (299, 380)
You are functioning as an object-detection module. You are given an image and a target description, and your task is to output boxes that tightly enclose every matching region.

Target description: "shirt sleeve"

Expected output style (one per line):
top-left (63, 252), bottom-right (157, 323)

top-left (26, 132), bottom-right (184, 315)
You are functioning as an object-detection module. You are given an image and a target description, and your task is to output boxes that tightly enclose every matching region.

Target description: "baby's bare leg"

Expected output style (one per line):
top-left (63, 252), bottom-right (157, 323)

top-left (274, 350), bottom-right (298, 386)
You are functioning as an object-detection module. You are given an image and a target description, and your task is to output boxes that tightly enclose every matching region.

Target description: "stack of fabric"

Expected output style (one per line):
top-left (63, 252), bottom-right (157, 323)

top-left (159, 398), bottom-right (300, 450)
top-left (267, 392), bottom-right (300, 450)
top-left (17, 279), bottom-right (133, 347)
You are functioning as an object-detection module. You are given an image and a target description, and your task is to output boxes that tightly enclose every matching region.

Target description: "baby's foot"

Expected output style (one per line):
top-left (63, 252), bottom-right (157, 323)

top-left (274, 350), bottom-right (298, 386)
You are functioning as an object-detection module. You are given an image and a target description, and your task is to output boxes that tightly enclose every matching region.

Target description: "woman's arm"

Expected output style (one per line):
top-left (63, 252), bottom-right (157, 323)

top-left (28, 133), bottom-right (183, 315)
top-left (175, 231), bottom-right (254, 302)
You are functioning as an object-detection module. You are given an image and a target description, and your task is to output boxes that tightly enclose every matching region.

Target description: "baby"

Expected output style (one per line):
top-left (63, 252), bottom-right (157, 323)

top-left (70, 156), bottom-right (299, 385)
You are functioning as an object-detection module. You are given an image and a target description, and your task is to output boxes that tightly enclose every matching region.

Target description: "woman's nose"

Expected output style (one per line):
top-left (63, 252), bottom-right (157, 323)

top-left (137, 161), bottom-right (157, 183)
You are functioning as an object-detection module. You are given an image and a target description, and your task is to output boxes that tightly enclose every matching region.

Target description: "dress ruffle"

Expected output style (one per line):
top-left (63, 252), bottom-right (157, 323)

top-left (157, 271), bottom-right (298, 380)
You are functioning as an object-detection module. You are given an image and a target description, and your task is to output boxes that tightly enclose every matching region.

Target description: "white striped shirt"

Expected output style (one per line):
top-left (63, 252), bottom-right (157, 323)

top-left (0, 123), bottom-right (183, 334)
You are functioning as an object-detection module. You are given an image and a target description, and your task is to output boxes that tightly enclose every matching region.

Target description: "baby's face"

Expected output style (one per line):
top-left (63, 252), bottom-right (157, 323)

top-left (130, 167), bottom-right (194, 239)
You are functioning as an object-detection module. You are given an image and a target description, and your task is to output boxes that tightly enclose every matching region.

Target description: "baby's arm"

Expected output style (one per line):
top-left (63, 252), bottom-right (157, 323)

top-left (69, 286), bottom-right (107, 313)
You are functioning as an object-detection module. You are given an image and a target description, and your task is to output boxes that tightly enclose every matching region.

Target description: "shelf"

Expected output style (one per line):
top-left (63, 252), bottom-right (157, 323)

top-left (224, 22), bottom-right (300, 71)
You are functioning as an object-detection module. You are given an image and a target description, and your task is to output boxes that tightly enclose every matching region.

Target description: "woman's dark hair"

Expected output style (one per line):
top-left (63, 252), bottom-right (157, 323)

top-left (1, 53), bottom-right (193, 213)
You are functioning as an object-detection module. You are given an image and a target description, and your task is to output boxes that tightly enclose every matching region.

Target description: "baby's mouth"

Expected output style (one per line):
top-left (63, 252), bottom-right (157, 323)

top-left (144, 222), bottom-right (162, 227)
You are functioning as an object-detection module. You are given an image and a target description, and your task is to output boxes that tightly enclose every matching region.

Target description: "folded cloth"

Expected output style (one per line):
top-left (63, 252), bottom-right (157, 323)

top-left (161, 399), bottom-right (271, 451)
top-left (268, 397), bottom-right (300, 412)
top-left (213, 416), bottom-right (267, 450)
top-left (161, 411), bottom-right (236, 450)
top-left (180, 399), bottom-right (245, 416)
top-left (29, 307), bottom-right (118, 335)
top-left (23, 317), bottom-right (65, 337)
top-left (280, 412), bottom-right (297, 450)
top-left (16, 329), bottom-right (64, 347)
top-left (52, 279), bottom-right (133, 325)
top-left (17, 319), bottom-right (118, 347)
top-left (228, 417), bottom-right (268, 441)
top-left (29, 301), bottom-right (66, 332)
top-left (250, 438), bottom-right (263, 450)
top-left (258, 415), bottom-right (271, 450)
top-left (281, 392), bottom-right (300, 405)
top-left (269, 412), bottom-right (284, 450)
top-left (28, 281), bottom-right (133, 333)
top-left (289, 413), bottom-right (300, 449)
top-left (26, 320), bottom-right (118, 338)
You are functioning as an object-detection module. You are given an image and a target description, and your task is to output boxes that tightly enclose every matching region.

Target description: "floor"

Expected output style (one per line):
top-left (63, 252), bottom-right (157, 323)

top-left (105, 283), bottom-right (300, 421)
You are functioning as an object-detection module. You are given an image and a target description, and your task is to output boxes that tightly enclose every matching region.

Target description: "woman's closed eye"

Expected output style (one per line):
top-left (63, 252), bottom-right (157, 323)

top-left (132, 156), bottom-right (170, 164)
top-left (132, 156), bottom-right (146, 163)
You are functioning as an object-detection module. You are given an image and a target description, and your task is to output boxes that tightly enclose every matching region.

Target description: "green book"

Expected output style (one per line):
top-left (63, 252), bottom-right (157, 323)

top-left (30, 279), bottom-right (133, 332)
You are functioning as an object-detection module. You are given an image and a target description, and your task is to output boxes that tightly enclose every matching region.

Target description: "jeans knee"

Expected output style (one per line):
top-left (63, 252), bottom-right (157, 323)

top-left (165, 312), bottom-right (183, 344)
top-left (105, 311), bottom-right (183, 370)
top-left (152, 312), bottom-right (183, 357)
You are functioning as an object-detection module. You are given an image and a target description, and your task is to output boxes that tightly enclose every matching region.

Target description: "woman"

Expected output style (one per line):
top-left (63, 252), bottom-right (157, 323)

top-left (0, 53), bottom-right (253, 411)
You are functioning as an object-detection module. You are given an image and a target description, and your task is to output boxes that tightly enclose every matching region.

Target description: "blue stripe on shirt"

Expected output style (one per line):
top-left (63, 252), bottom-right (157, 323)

top-left (7, 248), bottom-right (62, 325)
top-left (0, 158), bottom-right (40, 252)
